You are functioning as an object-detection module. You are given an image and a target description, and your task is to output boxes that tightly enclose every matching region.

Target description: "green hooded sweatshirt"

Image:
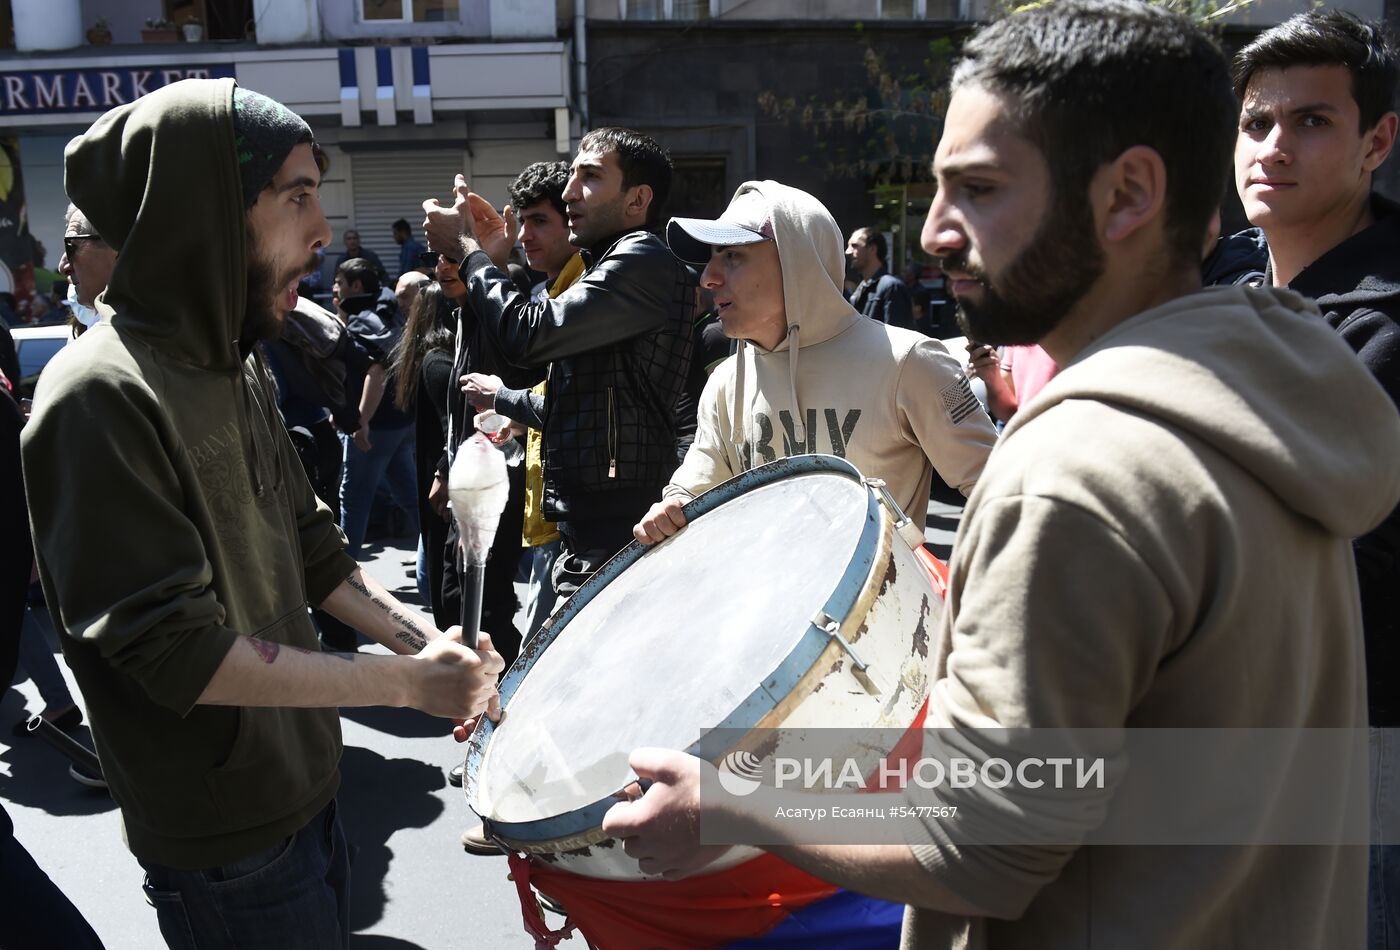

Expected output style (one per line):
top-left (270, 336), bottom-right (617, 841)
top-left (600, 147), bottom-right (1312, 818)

top-left (21, 78), bottom-right (356, 870)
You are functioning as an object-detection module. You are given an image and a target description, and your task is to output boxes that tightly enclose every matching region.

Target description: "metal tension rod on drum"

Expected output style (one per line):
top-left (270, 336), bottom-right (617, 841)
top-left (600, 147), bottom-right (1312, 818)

top-left (813, 610), bottom-right (870, 673)
top-left (864, 477), bottom-right (927, 550)
top-left (813, 609), bottom-right (886, 697)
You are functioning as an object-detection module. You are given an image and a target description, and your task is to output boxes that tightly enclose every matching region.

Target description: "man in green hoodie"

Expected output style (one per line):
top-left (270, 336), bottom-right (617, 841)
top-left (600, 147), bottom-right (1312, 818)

top-left (22, 79), bottom-right (502, 949)
top-left (600, 4), bottom-right (1400, 947)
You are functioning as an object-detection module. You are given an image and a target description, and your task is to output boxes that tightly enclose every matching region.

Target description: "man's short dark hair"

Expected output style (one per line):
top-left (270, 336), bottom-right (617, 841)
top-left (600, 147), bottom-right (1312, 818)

top-left (1233, 10), bottom-right (1399, 134)
top-left (392, 218), bottom-right (411, 233)
top-left (857, 227), bottom-right (888, 264)
top-left (508, 161), bottom-right (570, 218)
top-left (578, 127), bottom-right (673, 228)
top-left (952, 0), bottom-right (1236, 265)
top-left (337, 257), bottom-right (380, 299)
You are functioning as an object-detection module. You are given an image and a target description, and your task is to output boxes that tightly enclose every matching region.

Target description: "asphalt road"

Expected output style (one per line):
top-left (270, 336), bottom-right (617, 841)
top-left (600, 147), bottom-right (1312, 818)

top-left (2, 502), bottom-right (961, 949)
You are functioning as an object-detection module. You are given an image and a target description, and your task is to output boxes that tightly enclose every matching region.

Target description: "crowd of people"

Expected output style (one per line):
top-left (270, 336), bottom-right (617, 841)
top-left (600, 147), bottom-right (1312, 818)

top-left (2, 2), bottom-right (1399, 948)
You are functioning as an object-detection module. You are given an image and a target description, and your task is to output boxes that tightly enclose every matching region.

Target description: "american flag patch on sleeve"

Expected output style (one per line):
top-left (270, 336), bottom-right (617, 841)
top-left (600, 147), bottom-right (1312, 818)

top-left (940, 374), bottom-right (982, 425)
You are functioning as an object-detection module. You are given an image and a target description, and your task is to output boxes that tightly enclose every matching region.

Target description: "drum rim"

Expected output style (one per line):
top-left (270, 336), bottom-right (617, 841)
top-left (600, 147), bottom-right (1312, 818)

top-left (464, 454), bottom-right (883, 844)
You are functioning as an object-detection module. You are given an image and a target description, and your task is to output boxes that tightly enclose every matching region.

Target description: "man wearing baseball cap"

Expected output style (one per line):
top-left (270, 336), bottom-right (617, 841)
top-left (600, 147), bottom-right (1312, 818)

top-left (634, 181), bottom-right (997, 544)
top-left (23, 79), bottom-right (502, 947)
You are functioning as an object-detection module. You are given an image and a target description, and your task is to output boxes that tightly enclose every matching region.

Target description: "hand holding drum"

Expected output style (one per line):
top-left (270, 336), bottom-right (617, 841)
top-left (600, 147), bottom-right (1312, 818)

top-left (633, 497), bottom-right (688, 545)
top-left (601, 747), bottom-right (732, 880)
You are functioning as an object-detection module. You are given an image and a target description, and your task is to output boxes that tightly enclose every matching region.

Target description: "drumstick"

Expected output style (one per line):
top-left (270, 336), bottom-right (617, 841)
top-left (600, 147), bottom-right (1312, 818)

top-left (448, 432), bottom-right (509, 650)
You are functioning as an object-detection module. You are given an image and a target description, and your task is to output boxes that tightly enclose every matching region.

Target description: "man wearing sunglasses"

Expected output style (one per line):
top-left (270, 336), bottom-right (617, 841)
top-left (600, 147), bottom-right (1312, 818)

top-left (57, 204), bottom-right (117, 332)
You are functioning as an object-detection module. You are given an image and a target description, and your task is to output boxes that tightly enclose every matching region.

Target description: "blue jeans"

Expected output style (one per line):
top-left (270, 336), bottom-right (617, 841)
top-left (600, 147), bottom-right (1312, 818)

top-left (415, 534), bottom-right (430, 605)
top-left (139, 800), bottom-right (349, 950)
top-left (339, 424), bottom-right (418, 554)
top-left (523, 540), bottom-right (561, 640)
top-left (1372, 728), bottom-right (1400, 950)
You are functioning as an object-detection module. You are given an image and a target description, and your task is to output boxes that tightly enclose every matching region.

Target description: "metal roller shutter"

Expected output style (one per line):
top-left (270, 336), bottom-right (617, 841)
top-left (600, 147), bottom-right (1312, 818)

top-left (350, 148), bottom-right (467, 278)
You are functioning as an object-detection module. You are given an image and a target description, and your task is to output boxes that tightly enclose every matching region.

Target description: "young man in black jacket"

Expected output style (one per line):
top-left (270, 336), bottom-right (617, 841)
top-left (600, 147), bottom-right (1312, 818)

top-left (1232, 13), bottom-right (1400, 948)
top-left (423, 128), bottom-right (695, 596)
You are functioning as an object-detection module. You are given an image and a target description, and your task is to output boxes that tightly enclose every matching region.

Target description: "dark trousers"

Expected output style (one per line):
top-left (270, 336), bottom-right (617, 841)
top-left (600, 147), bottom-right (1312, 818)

top-left (0, 802), bottom-right (105, 949)
top-left (551, 518), bottom-right (636, 598)
top-left (2, 388), bottom-right (33, 690)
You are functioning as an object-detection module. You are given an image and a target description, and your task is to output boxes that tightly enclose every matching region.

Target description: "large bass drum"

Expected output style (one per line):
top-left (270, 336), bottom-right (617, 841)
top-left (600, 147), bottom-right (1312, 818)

top-left (464, 455), bottom-right (944, 883)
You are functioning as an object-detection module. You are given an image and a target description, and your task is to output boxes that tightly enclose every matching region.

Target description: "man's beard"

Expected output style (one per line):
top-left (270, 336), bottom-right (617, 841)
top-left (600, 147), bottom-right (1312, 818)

top-left (942, 191), bottom-right (1105, 347)
top-left (569, 192), bottom-right (628, 250)
top-left (243, 241), bottom-right (318, 346)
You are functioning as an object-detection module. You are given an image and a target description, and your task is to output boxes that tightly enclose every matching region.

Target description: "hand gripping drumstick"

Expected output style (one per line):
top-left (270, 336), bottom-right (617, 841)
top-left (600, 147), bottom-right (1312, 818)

top-left (448, 433), bottom-right (510, 650)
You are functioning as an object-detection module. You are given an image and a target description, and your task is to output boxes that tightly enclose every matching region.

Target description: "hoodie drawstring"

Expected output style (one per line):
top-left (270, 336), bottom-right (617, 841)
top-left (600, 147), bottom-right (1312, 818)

top-left (786, 323), bottom-right (803, 446)
top-left (730, 340), bottom-right (748, 469)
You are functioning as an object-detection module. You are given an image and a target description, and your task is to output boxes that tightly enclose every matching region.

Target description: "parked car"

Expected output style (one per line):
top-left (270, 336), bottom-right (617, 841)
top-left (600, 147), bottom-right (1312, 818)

top-left (11, 324), bottom-right (73, 401)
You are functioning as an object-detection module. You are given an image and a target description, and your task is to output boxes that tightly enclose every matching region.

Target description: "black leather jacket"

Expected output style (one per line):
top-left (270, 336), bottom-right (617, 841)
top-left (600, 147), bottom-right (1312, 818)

top-left (461, 230), bottom-right (695, 532)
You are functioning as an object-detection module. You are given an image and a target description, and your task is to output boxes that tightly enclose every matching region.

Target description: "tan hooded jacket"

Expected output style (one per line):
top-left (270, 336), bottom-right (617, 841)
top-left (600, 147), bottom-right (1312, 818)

top-left (902, 285), bottom-right (1400, 949)
top-left (663, 181), bottom-right (997, 528)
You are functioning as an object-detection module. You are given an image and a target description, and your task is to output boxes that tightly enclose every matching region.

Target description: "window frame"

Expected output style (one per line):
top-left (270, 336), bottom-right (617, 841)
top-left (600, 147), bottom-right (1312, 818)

top-left (875, 0), bottom-right (929, 17)
top-left (618, 0), bottom-right (721, 19)
top-left (360, 0), bottom-right (461, 24)
top-left (361, 0), bottom-right (411, 24)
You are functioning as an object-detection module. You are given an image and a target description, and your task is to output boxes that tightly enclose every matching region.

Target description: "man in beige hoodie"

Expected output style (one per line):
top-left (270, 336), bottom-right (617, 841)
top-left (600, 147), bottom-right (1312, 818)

top-left (633, 182), bottom-right (997, 543)
top-left (602, 3), bottom-right (1400, 947)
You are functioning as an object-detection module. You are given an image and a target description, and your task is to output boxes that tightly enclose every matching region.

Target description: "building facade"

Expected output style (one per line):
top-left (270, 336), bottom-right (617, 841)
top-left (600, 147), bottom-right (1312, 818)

top-left (576, 0), bottom-right (1394, 278)
top-left (1, 0), bottom-right (1396, 310)
top-left (0, 0), bottom-right (572, 304)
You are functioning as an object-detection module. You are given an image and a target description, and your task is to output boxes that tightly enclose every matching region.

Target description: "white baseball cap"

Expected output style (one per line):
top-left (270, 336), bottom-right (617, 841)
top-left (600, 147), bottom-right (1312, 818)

top-left (666, 190), bottom-right (774, 266)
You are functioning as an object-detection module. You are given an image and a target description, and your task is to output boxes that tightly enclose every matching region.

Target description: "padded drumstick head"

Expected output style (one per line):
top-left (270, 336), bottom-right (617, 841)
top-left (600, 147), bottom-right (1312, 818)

top-left (449, 433), bottom-right (509, 567)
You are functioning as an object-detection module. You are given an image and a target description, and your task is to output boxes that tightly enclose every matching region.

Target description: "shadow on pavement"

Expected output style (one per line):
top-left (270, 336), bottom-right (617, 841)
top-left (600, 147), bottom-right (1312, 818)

top-left (338, 744), bottom-right (447, 933)
top-left (351, 935), bottom-right (431, 949)
top-left (341, 705), bottom-right (458, 740)
top-left (0, 689), bottom-right (115, 817)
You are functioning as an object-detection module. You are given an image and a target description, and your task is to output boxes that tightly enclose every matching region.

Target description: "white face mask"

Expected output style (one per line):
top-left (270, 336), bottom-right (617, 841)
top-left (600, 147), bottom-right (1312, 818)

top-left (67, 281), bottom-right (100, 328)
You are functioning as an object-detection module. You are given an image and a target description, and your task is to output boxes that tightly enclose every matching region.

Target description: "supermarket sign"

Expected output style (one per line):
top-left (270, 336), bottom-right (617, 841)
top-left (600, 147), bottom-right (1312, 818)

top-left (0, 63), bottom-right (236, 115)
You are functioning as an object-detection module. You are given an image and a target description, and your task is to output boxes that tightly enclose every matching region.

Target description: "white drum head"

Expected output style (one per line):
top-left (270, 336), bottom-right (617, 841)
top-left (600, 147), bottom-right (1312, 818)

top-left (477, 471), bottom-right (870, 823)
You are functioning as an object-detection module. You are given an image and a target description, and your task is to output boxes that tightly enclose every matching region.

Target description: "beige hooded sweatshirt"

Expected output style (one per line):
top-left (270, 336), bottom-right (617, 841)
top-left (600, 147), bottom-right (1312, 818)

top-left (663, 181), bottom-right (997, 528)
top-left (901, 285), bottom-right (1400, 949)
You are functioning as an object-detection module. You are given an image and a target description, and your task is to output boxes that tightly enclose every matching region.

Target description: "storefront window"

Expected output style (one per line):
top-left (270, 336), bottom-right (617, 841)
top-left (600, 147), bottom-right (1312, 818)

top-left (625, 0), bottom-right (664, 19)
